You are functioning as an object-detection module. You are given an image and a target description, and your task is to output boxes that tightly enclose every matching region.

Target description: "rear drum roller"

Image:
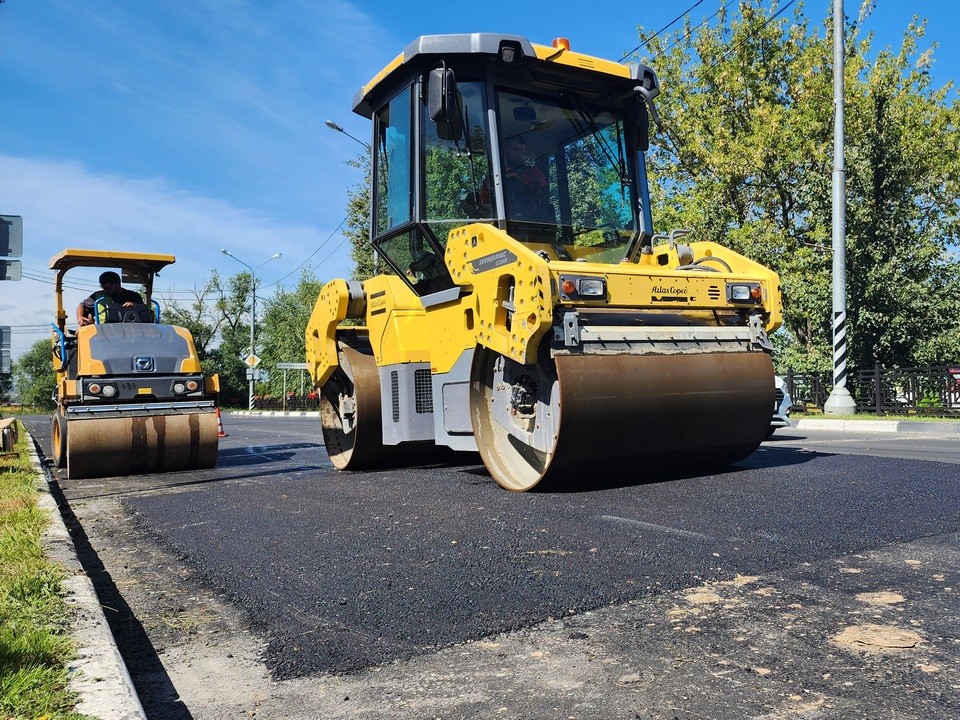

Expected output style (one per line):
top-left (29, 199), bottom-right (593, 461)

top-left (319, 340), bottom-right (386, 470)
top-left (470, 345), bottom-right (561, 491)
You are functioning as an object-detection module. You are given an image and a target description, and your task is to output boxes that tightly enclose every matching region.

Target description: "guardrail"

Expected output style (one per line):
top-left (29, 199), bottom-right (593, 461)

top-left (784, 365), bottom-right (960, 416)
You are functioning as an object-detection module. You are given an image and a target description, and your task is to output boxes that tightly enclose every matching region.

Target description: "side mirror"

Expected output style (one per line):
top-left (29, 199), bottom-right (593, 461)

top-left (429, 67), bottom-right (463, 141)
top-left (429, 67), bottom-right (456, 123)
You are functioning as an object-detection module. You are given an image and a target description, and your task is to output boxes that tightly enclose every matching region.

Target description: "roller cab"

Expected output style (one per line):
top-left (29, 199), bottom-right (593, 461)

top-left (50, 249), bottom-right (220, 479)
top-left (306, 34), bottom-right (782, 490)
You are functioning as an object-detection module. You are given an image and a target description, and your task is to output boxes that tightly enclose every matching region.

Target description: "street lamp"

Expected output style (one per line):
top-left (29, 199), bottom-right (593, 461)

top-left (220, 249), bottom-right (282, 411)
top-left (324, 119), bottom-right (370, 151)
top-left (326, 119), bottom-right (376, 271)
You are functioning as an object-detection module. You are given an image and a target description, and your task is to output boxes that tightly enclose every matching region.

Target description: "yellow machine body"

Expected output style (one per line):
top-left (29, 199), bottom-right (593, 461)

top-left (305, 34), bottom-right (782, 490)
top-left (50, 249), bottom-right (220, 479)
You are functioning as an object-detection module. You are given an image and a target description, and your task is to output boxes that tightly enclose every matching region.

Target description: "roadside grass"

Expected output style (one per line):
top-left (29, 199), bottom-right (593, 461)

top-left (0, 422), bottom-right (86, 720)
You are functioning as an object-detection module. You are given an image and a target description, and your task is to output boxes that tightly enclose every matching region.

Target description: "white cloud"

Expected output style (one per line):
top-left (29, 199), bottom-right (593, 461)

top-left (0, 154), bottom-right (355, 359)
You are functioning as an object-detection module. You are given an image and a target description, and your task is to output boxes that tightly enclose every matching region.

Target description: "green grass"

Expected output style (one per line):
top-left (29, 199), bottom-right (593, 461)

top-left (793, 411), bottom-right (960, 422)
top-left (0, 423), bottom-right (87, 720)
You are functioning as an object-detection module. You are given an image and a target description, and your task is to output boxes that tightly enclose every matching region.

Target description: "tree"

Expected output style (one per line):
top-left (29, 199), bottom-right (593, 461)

top-left (344, 153), bottom-right (376, 280)
top-left (13, 339), bottom-right (56, 409)
top-left (161, 270), bottom-right (256, 405)
top-left (635, 1), bottom-right (960, 374)
top-left (259, 268), bottom-right (324, 398)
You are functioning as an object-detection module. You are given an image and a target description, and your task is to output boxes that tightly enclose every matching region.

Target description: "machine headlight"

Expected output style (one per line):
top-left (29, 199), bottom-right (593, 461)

top-left (560, 276), bottom-right (606, 300)
top-left (727, 282), bottom-right (762, 303)
top-left (173, 382), bottom-right (186, 394)
top-left (101, 384), bottom-right (117, 398)
top-left (577, 278), bottom-right (605, 296)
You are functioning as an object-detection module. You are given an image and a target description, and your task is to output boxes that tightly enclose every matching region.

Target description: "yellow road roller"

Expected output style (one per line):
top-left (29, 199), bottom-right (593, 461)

top-left (305, 34), bottom-right (782, 490)
top-left (50, 249), bottom-right (220, 479)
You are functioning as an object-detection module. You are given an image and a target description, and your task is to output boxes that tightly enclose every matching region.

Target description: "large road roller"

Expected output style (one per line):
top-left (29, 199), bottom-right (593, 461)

top-left (50, 249), bottom-right (220, 479)
top-left (305, 34), bottom-right (783, 490)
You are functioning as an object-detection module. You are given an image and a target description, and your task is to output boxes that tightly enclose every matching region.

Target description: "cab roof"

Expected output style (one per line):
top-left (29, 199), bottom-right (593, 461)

top-left (49, 248), bottom-right (176, 275)
top-left (353, 33), bottom-right (656, 118)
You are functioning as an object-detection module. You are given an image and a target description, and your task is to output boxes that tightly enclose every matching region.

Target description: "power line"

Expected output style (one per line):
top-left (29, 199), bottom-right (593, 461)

top-left (715, 0), bottom-right (800, 65)
top-left (262, 215), bottom-right (348, 289)
top-left (620, 0), bottom-right (707, 61)
top-left (622, 0), bottom-right (799, 66)
top-left (656, 0), bottom-right (740, 58)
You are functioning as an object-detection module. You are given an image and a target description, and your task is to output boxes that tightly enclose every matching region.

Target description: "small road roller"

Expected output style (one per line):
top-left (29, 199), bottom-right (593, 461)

top-left (50, 249), bottom-right (220, 479)
top-left (306, 34), bottom-right (783, 490)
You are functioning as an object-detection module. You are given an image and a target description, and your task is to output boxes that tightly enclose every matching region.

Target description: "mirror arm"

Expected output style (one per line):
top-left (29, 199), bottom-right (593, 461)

top-left (635, 86), bottom-right (663, 132)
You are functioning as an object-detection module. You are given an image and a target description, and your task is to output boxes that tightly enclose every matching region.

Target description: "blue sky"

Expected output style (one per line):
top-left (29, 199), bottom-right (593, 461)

top-left (1, 0), bottom-right (957, 359)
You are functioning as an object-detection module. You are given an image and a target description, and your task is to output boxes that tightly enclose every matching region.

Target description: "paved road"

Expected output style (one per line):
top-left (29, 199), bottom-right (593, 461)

top-left (22, 414), bottom-right (960, 686)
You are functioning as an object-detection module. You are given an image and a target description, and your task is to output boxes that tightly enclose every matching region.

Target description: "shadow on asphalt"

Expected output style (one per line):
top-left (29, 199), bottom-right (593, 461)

top-left (458, 444), bottom-right (829, 494)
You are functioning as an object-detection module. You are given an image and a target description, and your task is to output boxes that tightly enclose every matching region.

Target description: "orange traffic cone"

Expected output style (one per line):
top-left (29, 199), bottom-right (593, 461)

top-left (216, 408), bottom-right (229, 437)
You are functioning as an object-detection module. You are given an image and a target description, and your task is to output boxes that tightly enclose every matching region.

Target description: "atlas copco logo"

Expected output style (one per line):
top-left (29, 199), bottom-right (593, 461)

top-left (652, 286), bottom-right (688, 295)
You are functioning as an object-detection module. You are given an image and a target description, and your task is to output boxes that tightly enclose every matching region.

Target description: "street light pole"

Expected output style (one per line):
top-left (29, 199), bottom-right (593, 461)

top-left (824, 0), bottom-right (856, 415)
top-left (325, 119), bottom-right (375, 272)
top-left (220, 249), bottom-right (282, 411)
top-left (324, 120), bottom-right (371, 151)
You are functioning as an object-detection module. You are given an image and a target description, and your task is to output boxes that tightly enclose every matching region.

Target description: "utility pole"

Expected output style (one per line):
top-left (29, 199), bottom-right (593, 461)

top-left (824, 0), bottom-right (857, 415)
top-left (220, 250), bottom-right (282, 411)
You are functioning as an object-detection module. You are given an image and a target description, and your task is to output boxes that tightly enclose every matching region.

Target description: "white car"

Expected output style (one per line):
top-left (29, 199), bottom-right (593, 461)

top-left (769, 375), bottom-right (793, 436)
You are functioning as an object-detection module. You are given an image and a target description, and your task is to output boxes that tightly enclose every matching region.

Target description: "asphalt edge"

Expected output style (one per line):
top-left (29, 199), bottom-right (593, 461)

top-left (228, 410), bottom-right (959, 435)
top-left (27, 429), bottom-right (147, 720)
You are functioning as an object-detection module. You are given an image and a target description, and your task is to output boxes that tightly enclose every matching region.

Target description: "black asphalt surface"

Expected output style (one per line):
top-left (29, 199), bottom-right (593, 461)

top-left (21, 414), bottom-right (960, 680)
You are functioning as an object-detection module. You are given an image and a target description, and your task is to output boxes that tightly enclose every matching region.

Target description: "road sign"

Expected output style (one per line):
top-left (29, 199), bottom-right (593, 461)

top-left (0, 261), bottom-right (21, 281)
top-left (276, 362), bottom-right (308, 370)
top-left (244, 354), bottom-right (261, 367)
top-left (0, 216), bottom-right (23, 257)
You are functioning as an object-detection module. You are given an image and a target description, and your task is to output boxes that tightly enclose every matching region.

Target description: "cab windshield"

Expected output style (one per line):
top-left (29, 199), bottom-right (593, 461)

top-left (494, 89), bottom-right (639, 262)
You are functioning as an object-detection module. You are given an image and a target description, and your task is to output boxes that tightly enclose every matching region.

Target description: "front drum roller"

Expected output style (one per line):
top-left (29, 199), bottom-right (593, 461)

top-left (319, 340), bottom-right (386, 470)
top-left (470, 345), bottom-right (774, 491)
top-left (51, 410), bottom-right (67, 469)
top-left (65, 411), bottom-right (219, 479)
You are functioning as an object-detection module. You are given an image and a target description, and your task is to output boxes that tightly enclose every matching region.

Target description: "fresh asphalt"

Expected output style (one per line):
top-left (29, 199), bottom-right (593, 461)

top-left (21, 413), bottom-right (960, 683)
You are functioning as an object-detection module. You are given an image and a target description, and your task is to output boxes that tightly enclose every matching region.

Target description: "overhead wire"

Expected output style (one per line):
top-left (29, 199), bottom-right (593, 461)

top-left (621, 0), bottom-right (799, 65)
top-left (261, 215), bottom-right (349, 290)
top-left (619, 0), bottom-right (707, 61)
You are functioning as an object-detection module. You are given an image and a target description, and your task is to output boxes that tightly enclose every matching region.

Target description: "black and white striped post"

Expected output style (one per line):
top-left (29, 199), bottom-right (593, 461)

top-left (824, 0), bottom-right (857, 414)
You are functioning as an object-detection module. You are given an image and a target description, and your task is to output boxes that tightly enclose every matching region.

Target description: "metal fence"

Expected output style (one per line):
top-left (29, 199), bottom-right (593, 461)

top-left (784, 365), bottom-right (960, 416)
top-left (252, 394), bottom-right (320, 412)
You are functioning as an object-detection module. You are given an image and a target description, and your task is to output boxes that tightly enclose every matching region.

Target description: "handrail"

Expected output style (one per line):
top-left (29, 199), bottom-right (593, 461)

top-left (50, 323), bottom-right (69, 371)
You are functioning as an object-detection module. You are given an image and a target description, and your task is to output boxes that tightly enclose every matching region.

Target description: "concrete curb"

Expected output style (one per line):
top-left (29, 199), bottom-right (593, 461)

top-left (228, 409), bottom-right (321, 417)
top-left (795, 418), bottom-right (960, 435)
top-left (27, 432), bottom-right (147, 720)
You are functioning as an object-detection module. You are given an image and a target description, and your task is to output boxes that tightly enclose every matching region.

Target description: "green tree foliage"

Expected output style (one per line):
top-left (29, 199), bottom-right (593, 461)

top-left (161, 271), bottom-right (254, 405)
top-left (344, 153), bottom-right (377, 280)
top-left (259, 269), bottom-right (324, 398)
top-left (13, 339), bottom-right (56, 409)
top-left (635, 1), bottom-right (960, 373)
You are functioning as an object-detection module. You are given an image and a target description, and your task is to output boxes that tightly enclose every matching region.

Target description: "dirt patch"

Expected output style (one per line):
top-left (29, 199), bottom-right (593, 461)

top-left (855, 591), bottom-right (905, 605)
top-left (832, 624), bottom-right (923, 654)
